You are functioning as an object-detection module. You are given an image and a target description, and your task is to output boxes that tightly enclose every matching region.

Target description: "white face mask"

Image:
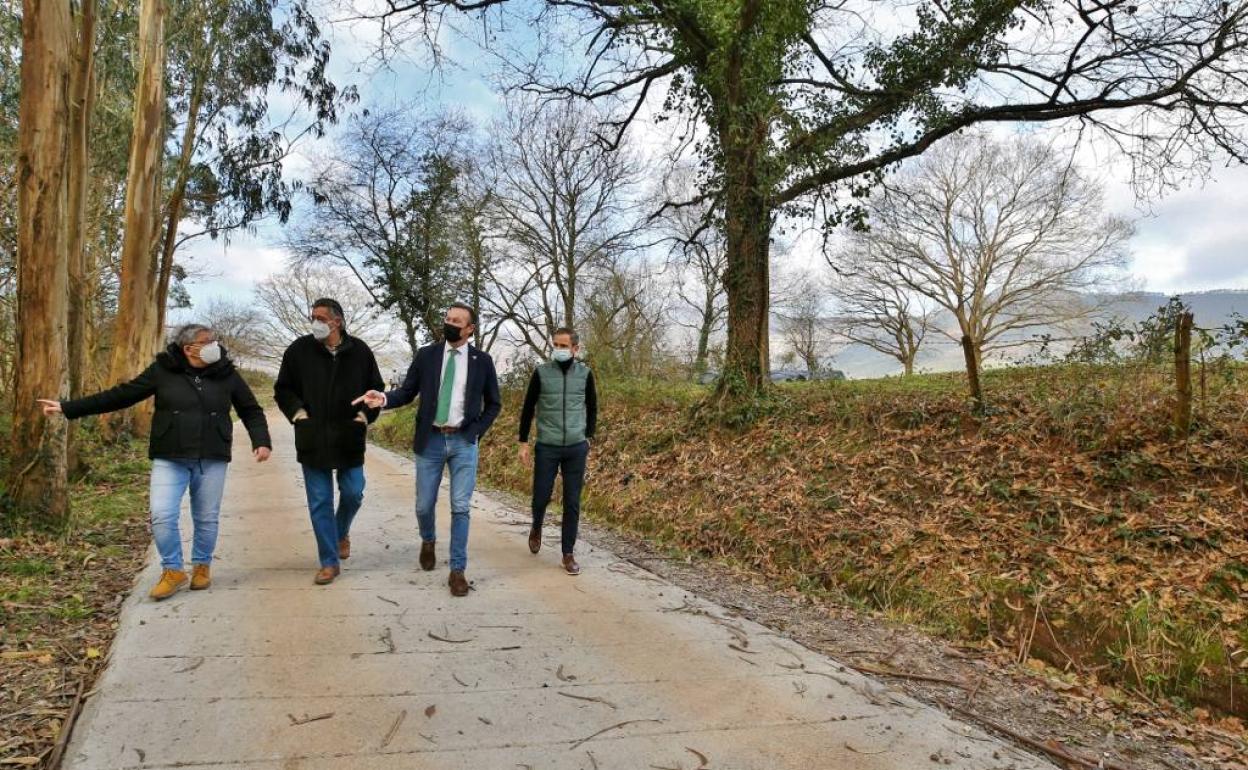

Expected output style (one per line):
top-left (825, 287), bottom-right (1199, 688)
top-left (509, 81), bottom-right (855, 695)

top-left (552, 348), bottom-right (573, 363)
top-left (310, 320), bottom-right (331, 340)
top-left (197, 342), bottom-right (222, 364)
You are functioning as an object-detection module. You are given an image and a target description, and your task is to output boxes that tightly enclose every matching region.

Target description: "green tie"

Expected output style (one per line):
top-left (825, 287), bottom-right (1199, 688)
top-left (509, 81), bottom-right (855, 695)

top-left (435, 349), bottom-right (458, 425)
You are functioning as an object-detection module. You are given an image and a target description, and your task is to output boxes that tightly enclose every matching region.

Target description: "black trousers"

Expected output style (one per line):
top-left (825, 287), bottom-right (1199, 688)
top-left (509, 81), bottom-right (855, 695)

top-left (531, 441), bottom-right (589, 555)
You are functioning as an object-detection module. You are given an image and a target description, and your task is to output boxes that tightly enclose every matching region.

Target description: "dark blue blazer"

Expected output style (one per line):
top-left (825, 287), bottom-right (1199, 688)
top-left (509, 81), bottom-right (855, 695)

top-left (384, 343), bottom-right (502, 454)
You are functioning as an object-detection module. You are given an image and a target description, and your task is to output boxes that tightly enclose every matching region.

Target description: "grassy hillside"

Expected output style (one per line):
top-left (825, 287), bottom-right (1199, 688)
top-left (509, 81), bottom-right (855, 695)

top-left (373, 362), bottom-right (1248, 717)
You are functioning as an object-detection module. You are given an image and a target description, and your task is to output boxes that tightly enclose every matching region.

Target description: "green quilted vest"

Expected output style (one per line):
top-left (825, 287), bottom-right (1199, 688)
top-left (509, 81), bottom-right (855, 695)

top-left (535, 360), bottom-right (590, 446)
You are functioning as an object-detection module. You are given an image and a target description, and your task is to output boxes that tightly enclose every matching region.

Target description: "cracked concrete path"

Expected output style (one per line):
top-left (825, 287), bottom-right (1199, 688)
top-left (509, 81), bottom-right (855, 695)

top-left (64, 416), bottom-right (1056, 770)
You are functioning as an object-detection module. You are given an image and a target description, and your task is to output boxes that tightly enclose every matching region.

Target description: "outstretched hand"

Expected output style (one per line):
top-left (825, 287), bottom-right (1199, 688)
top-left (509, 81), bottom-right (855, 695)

top-left (36, 399), bottom-right (62, 416)
top-left (352, 391), bottom-right (386, 409)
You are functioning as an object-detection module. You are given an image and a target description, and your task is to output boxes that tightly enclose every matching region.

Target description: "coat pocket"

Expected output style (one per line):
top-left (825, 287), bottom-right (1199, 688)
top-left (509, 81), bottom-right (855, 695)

top-left (214, 415), bottom-right (233, 443)
top-left (326, 418), bottom-right (367, 456)
top-left (344, 418), bottom-right (368, 451)
top-left (293, 417), bottom-right (316, 454)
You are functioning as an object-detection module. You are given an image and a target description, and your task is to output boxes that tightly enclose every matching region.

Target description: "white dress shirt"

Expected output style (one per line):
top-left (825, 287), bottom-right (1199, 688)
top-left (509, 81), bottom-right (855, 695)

top-left (436, 342), bottom-right (469, 427)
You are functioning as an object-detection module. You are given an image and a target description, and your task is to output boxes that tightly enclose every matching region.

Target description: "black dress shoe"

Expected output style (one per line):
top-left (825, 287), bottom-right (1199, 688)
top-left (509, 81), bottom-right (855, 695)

top-left (419, 541), bottom-right (436, 571)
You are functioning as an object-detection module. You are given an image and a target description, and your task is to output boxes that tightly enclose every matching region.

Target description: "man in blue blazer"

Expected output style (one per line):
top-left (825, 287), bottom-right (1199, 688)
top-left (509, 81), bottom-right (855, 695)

top-left (354, 302), bottom-right (502, 596)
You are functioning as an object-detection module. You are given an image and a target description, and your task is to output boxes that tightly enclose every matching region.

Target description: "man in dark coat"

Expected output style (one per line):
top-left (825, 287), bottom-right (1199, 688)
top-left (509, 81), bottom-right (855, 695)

top-left (274, 298), bottom-right (384, 585)
top-left (354, 302), bottom-right (501, 597)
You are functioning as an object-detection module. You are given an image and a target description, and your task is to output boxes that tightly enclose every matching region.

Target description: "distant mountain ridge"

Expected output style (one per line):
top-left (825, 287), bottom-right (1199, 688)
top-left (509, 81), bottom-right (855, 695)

top-left (821, 289), bottom-right (1248, 379)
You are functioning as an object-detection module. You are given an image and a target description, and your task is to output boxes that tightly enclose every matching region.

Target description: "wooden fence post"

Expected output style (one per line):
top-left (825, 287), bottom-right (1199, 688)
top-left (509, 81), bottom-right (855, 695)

top-left (1174, 311), bottom-right (1194, 436)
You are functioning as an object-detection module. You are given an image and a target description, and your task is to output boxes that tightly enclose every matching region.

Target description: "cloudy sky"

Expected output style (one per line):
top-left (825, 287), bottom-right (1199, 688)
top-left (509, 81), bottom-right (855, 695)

top-left (177, 5), bottom-right (1248, 316)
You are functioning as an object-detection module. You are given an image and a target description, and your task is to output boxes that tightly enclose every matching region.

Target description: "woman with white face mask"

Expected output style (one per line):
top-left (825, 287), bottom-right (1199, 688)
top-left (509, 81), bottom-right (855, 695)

top-left (37, 324), bottom-right (272, 600)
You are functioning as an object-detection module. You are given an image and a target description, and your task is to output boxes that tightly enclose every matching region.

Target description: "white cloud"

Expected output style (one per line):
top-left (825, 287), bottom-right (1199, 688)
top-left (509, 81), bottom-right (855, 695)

top-left (181, 233), bottom-right (290, 306)
top-left (1114, 165), bottom-right (1248, 293)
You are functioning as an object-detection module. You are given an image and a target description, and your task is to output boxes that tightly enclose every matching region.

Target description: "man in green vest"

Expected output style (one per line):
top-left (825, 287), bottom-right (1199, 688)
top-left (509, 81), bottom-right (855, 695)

top-left (518, 327), bottom-right (598, 575)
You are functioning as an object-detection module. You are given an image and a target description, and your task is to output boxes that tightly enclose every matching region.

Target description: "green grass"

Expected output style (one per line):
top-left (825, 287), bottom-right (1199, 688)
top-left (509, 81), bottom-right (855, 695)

top-left (0, 557), bottom-right (56, 577)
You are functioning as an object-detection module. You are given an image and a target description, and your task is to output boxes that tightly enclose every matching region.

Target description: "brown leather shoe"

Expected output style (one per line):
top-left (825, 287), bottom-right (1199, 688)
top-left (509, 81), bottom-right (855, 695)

top-left (448, 570), bottom-right (469, 597)
top-left (419, 541), bottom-right (436, 571)
top-left (528, 528), bottom-right (541, 554)
top-left (562, 554), bottom-right (581, 576)
top-left (338, 536), bottom-right (351, 560)
top-left (313, 565), bottom-right (340, 585)
top-left (189, 564), bottom-right (211, 590)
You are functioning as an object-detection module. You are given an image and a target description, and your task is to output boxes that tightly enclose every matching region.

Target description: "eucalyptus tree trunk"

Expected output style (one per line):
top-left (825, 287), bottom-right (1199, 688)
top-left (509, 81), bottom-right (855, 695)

top-left (9, 0), bottom-right (74, 527)
top-left (155, 70), bottom-right (206, 334)
top-left (67, 0), bottom-right (96, 399)
top-left (104, 0), bottom-right (167, 436)
top-left (66, 0), bottom-right (98, 474)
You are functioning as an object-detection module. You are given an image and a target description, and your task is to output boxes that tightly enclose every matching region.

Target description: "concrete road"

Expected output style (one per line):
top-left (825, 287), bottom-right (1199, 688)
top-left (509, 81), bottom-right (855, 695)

top-left (64, 417), bottom-right (1055, 769)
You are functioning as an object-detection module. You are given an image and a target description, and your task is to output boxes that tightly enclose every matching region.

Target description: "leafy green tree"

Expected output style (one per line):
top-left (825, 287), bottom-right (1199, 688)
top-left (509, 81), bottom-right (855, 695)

top-left (155, 0), bottom-right (353, 330)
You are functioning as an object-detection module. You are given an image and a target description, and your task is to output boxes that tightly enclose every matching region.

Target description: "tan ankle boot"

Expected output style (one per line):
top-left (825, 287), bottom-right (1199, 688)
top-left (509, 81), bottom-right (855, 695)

top-left (190, 564), bottom-right (211, 590)
top-left (150, 568), bottom-right (188, 600)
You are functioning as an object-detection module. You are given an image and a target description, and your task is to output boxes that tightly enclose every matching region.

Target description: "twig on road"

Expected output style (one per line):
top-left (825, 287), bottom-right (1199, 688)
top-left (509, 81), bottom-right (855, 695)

top-left (428, 629), bottom-right (474, 644)
top-left (557, 691), bottom-right (617, 709)
top-left (570, 719), bottom-right (663, 750)
top-left (381, 709), bottom-right (407, 748)
top-left (844, 740), bottom-right (893, 755)
top-left (287, 712), bottom-right (334, 726)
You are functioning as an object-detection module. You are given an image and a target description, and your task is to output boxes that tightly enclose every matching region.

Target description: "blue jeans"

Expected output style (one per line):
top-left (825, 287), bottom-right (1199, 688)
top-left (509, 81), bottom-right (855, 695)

top-left (149, 459), bottom-right (229, 570)
top-left (302, 465), bottom-right (366, 568)
top-left (531, 441), bottom-right (589, 555)
top-left (416, 433), bottom-right (478, 572)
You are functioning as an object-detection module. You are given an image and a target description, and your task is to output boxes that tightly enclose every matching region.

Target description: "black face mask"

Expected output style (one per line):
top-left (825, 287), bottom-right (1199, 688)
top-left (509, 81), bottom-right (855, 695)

top-left (443, 323), bottom-right (464, 343)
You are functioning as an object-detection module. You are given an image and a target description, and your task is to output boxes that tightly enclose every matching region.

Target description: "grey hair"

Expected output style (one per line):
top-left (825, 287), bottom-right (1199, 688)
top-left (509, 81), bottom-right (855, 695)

top-left (172, 324), bottom-right (212, 348)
